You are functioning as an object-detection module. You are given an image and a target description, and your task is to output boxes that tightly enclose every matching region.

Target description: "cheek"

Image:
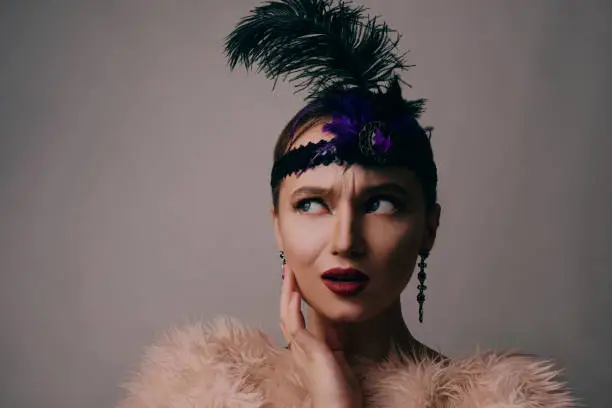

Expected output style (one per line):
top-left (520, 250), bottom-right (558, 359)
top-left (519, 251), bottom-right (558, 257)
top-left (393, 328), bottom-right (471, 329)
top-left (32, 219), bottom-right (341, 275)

top-left (364, 216), bottom-right (423, 268)
top-left (279, 215), bottom-right (330, 267)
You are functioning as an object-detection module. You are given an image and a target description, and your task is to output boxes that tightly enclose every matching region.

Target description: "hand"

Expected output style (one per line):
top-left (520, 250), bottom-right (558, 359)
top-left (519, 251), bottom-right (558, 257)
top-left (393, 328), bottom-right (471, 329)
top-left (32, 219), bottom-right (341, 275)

top-left (280, 265), bottom-right (363, 408)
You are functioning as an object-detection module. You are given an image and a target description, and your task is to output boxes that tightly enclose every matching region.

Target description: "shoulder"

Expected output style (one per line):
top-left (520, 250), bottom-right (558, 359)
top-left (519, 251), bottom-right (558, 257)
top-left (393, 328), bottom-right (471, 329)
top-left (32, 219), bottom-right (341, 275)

top-left (117, 315), bottom-right (295, 408)
top-left (448, 351), bottom-right (577, 407)
top-left (361, 349), bottom-right (576, 407)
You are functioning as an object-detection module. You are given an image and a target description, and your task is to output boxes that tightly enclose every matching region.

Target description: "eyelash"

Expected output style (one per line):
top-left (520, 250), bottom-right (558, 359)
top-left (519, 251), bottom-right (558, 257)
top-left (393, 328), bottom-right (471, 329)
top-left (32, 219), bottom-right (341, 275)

top-left (293, 198), bottom-right (325, 213)
top-left (370, 195), bottom-right (405, 212)
top-left (293, 195), bottom-right (404, 214)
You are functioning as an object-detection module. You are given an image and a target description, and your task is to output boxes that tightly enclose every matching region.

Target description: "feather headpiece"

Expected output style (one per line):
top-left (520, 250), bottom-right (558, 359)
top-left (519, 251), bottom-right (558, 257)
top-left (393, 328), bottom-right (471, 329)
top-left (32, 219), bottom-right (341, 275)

top-left (224, 0), bottom-right (436, 197)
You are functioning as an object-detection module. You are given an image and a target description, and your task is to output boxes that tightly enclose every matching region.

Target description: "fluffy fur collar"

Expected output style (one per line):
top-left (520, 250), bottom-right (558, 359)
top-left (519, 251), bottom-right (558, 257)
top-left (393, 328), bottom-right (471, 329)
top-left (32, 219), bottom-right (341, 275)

top-left (118, 316), bottom-right (576, 407)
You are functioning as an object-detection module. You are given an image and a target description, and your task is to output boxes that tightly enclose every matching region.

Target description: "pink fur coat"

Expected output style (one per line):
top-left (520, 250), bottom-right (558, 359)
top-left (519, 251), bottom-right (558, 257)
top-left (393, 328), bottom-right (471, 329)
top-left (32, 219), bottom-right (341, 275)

top-left (118, 316), bottom-right (576, 407)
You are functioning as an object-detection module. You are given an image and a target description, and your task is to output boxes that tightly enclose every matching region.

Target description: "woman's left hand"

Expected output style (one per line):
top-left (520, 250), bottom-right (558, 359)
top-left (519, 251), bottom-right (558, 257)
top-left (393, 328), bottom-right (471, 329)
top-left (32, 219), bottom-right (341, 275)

top-left (280, 265), bottom-right (363, 408)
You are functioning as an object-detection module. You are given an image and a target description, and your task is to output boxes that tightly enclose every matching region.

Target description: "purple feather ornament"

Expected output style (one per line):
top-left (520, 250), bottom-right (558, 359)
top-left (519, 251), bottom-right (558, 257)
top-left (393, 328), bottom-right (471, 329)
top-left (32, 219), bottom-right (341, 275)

top-left (321, 91), bottom-right (391, 162)
top-left (295, 90), bottom-right (397, 176)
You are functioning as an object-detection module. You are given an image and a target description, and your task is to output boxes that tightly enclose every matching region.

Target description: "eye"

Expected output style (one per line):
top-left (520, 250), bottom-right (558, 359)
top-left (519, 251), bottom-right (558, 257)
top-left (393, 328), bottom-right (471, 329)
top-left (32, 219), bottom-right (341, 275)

top-left (294, 198), bottom-right (328, 214)
top-left (366, 196), bottom-right (402, 214)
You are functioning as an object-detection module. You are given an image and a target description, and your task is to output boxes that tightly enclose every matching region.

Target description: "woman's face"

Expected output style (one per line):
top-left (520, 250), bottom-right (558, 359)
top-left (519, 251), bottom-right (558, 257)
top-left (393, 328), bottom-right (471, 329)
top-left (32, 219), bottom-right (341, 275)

top-left (272, 123), bottom-right (441, 323)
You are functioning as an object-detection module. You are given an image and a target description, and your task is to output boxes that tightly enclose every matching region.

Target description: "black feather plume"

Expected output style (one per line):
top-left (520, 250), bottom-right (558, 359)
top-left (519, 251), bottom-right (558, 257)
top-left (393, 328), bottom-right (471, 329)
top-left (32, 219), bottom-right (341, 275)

top-left (224, 0), bottom-right (413, 101)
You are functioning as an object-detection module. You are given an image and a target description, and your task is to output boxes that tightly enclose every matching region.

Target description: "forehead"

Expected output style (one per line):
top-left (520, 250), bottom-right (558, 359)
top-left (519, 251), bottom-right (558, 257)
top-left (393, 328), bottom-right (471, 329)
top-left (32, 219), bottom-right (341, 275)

top-left (291, 121), bottom-right (335, 147)
top-left (284, 123), bottom-right (420, 191)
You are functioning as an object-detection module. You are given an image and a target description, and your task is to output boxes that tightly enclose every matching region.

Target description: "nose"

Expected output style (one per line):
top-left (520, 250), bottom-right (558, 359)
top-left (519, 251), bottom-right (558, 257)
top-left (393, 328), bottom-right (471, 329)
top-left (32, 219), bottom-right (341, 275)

top-left (329, 203), bottom-right (366, 258)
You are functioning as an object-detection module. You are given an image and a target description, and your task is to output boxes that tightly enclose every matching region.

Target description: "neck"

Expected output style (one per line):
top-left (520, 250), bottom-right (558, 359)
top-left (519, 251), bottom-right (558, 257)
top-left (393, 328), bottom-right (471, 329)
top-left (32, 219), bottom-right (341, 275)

top-left (305, 300), bottom-right (416, 362)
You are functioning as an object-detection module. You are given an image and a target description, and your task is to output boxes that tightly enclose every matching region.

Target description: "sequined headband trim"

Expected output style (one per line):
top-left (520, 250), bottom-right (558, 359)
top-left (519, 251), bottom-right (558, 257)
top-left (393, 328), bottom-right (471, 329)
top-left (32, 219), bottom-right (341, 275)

top-left (270, 122), bottom-right (434, 189)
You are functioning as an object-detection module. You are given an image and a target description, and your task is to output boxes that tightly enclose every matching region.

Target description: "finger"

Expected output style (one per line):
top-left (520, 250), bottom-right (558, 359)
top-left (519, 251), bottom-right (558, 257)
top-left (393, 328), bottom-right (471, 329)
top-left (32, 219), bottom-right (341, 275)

top-left (290, 292), bottom-right (315, 354)
top-left (291, 319), bottom-right (330, 360)
top-left (280, 265), bottom-right (291, 320)
top-left (279, 266), bottom-right (291, 342)
top-left (290, 292), bottom-right (306, 331)
top-left (287, 294), bottom-right (312, 351)
top-left (285, 263), bottom-right (298, 294)
top-left (279, 264), bottom-right (295, 344)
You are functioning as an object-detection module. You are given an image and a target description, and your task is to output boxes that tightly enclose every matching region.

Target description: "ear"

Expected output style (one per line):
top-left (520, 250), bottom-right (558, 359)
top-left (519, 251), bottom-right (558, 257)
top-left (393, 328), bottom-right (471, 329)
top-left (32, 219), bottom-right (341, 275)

top-left (270, 205), bottom-right (284, 252)
top-left (421, 203), bottom-right (441, 253)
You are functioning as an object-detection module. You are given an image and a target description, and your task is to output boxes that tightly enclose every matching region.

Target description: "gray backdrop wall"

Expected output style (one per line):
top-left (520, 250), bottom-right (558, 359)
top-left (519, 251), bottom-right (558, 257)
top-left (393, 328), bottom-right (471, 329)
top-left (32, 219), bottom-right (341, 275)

top-left (1, 1), bottom-right (610, 407)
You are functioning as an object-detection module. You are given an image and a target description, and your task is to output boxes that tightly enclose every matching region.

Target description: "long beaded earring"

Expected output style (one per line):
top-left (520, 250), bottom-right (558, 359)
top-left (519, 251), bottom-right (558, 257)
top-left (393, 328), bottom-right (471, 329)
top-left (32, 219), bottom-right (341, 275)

top-left (417, 250), bottom-right (429, 323)
top-left (280, 251), bottom-right (286, 279)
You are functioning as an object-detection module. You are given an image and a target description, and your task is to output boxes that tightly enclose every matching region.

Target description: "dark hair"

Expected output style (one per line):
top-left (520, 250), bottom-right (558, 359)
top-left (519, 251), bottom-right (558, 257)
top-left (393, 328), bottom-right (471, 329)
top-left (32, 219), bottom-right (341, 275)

top-left (271, 105), bottom-right (438, 214)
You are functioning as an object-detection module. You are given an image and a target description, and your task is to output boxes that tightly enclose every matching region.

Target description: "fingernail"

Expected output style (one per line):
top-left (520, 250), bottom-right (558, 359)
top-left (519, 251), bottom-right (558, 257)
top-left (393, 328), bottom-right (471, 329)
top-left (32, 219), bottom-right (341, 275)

top-left (281, 265), bottom-right (285, 280)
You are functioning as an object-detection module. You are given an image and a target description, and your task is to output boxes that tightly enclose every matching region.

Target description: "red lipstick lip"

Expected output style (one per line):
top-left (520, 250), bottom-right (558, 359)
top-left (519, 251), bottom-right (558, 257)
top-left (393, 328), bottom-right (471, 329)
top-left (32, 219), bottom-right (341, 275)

top-left (321, 267), bottom-right (369, 280)
top-left (321, 268), bottom-right (369, 297)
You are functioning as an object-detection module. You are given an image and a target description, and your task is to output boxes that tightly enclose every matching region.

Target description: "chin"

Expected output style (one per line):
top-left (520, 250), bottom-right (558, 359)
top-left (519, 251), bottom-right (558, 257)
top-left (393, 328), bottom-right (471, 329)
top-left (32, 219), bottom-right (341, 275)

top-left (313, 297), bottom-right (375, 323)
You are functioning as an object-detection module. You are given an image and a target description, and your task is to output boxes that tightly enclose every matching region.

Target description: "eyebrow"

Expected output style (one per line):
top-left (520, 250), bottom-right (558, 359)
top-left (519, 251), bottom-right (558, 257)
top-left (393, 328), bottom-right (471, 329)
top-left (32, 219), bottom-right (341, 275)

top-left (290, 182), bottom-right (411, 199)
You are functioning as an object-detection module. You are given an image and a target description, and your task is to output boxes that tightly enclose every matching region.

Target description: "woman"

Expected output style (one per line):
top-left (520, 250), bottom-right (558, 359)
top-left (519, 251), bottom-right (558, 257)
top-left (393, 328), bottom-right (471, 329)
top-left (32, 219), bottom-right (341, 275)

top-left (117, 1), bottom-right (575, 407)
